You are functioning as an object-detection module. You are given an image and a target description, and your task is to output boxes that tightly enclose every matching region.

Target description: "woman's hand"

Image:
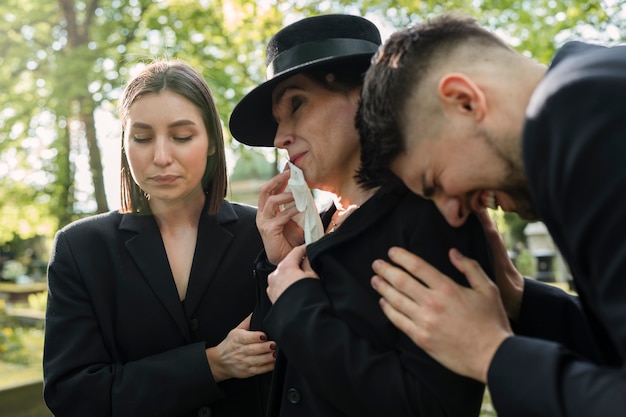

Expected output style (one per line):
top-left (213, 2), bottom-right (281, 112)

top-left (267, 245), bottom-right (319, 303)
top-left (206, 314), bottom-right (276, 382)
top-left (257, 169), bottom-right (305, 265)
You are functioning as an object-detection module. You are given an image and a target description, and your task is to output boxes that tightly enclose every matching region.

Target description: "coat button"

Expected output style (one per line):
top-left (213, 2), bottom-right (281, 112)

top-left (197, 405), bottom-right (212, 416)
top-left (287, 388), bottom-right (301, 404)
top-left (189, 318), bottom-right (199, 331)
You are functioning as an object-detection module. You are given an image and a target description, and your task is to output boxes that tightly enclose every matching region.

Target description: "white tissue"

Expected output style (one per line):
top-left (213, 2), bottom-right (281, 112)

top-left (284, 162), bottom-right (324, 244)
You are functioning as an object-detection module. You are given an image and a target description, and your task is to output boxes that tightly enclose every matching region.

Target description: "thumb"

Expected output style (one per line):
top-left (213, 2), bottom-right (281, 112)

top-left (449, 248), bottom-right (491, 290)
top-left (286, 244), bottom-right (307, 264)
top-left (237, 313), bottom-right (252, 330)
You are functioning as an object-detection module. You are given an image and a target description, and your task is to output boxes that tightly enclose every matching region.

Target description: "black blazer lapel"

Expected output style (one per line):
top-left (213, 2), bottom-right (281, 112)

top-left (120, 214), bottom-right (190, 340)
top-left (184, 201), bottom-right (237, 315)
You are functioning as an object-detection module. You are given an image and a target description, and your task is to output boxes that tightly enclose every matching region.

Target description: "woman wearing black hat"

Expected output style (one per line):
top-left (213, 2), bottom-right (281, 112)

top-left (229, 14), bottom-right (494, 417)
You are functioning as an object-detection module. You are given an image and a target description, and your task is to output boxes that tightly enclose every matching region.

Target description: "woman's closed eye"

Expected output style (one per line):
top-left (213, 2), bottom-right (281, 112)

top-left (272, 85), bottom-right (305, 123)
top-left (131, 134), bottom-right (193, 143)
top-left (290, 95), bottom-right (303, 114)
top-left (173, 135), bottom-right (193, 142)
top-left (132, 135), bottom-right (151, 143)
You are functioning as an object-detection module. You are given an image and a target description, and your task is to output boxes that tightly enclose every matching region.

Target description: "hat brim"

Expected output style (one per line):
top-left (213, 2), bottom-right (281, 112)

top-left (229, 53), bottom-right (374, 147)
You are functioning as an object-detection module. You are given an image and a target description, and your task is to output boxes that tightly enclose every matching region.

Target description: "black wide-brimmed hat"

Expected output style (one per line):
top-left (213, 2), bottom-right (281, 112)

top-left (229, 14), bottom-right (382, 147)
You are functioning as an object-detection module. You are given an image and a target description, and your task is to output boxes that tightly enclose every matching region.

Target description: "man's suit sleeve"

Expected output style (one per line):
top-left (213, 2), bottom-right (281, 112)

top-left (488, 45), bottom-right (626, 417)
top-left (514, 279), bottom-right (602, 360)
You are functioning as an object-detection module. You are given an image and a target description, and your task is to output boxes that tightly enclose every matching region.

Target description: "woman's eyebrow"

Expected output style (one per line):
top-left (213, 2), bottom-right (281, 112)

top-left (168, 119), bottom-right (197, 128)
top-left (272, 86), bottom-right (292, 107)
top-left (130, 120), bottom-right (197, 129)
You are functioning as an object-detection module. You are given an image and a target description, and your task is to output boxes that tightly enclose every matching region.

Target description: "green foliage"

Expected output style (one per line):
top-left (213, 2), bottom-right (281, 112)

top-left (480, 388), bottom-right (496, 416)
top-left (0, 0), bottom-right (624, 249)
top-left (0, 177), bottom-right (58, 241)
top-left (514, 248), bottom-right (536, 277)
top-left (0, 300), bottom-right (44, 365)
top-left (0, 327), bottom-right (44, 366)
top-left (27, 291), bottom-right (48, 313)
top-left (503, 211), bottom-right (528, 247)
top-left (1, 260), bottom-right (26, 281)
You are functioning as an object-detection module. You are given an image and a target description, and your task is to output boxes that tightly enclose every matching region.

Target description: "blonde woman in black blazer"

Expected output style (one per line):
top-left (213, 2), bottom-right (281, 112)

top-left (43, 61), bottom-right (275, 417)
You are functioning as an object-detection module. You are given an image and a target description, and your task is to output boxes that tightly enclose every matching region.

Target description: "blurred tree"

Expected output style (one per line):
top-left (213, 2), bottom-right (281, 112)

top-left (0, 0), bottom-right (623, 252)
top-left (0, 0), bottom-right (286, 249)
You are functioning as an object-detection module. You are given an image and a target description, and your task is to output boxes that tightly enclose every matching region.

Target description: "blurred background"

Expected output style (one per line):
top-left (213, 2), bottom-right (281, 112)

top-left (1, 0), bottom-right (624, 415)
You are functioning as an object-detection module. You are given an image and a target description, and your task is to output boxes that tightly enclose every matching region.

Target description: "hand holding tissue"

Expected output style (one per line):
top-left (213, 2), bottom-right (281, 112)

top-left (284, 162), bottom-right (324, 244)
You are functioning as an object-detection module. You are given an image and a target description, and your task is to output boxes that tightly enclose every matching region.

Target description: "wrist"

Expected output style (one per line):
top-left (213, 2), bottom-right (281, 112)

top-left (507, 276), bottom-right (525, 321)
top-left (256, 257), bottom-right (276, 271)
top-left (205, 347), bottom-right (227, 382)
top-left (479, 332), bottom-right (512, 383)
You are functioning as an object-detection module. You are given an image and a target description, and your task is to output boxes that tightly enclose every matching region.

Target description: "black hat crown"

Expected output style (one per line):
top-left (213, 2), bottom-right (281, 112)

top-left (229, 14), bottom-right (381, 147)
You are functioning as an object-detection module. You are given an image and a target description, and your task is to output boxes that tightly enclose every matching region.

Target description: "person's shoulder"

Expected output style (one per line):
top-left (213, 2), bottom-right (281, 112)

top-left (59, 210), bottom-right (123, 235)
top-left (550, 41), bottom-right (607, 67)
top-left (220, 200), bottom-right (257, 219)
top-left (53, 211), bottom-right (124, 251)
top-left (528, 42), bottom-right (626, 119)
top-left (216, 200), bottom-right (259, 230)
top-left (226, 200), bottom-right (258, 215)
top-left (217, 201), bottom-right (261, 244)
top-left (384, 179), bottom-right (440, 211)
top-left (551, 41), bottom-right (626, 76)
top-left (391, 183), bottom-right (486, 235)
top-left (373, 180), bottom-right (455, 229)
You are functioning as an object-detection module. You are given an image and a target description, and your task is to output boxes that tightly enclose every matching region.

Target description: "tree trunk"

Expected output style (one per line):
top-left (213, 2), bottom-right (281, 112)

top-left (56, 123), bottom-right (75, 228)
top-left (81, 102), bottom-right (108, 213)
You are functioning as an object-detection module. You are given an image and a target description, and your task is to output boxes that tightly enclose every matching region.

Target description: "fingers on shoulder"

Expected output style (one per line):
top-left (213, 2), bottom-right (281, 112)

top-left (387, 247), bottom-right (439, 283)
top-left (379, 300), bottom-right (424, 343)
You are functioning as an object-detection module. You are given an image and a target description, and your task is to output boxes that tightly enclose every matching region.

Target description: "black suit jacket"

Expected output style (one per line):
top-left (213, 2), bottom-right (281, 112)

top-left (254, 178), bottom-right (494, 417)
top-left (487, 42), bottom-right (626, 417)
top-left (43, 200), bottom-right (265, 417)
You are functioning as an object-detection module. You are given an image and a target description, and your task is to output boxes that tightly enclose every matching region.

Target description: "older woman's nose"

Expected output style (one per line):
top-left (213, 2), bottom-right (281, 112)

top-left (274, 125), bottom-right (295, 149)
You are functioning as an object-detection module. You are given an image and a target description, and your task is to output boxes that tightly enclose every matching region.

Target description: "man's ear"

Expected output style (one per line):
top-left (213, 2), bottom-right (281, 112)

top-left (438, 73), bottom-right (486, 122)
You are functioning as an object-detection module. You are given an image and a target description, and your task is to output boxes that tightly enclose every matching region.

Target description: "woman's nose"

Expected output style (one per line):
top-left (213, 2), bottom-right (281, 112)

top-left (274, 124), bottom-right (295, 149)
top-left (153, 138), bottom-right (173, 166)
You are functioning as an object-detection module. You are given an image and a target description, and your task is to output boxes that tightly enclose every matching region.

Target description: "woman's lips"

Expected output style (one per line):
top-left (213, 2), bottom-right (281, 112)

top-left (290, 152), bottom-right (306, 166)
top-left (151, 175), bottom-right (179, 185)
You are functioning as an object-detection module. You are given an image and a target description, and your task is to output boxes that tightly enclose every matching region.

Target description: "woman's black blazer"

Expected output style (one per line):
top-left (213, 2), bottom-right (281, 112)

top-left (43, 200), bottom-right (265, 417)
top-left (254, 178), bottom-right (494, 417)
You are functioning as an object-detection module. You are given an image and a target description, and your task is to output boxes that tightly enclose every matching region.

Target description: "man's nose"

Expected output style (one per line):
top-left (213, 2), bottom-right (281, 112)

top-left (435, 195), bottom-right (471, 228)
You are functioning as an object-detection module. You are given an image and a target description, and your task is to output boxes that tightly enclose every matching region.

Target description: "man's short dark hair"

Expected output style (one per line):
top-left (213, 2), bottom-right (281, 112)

top-left (356, 13), bottom-right (509, 188)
